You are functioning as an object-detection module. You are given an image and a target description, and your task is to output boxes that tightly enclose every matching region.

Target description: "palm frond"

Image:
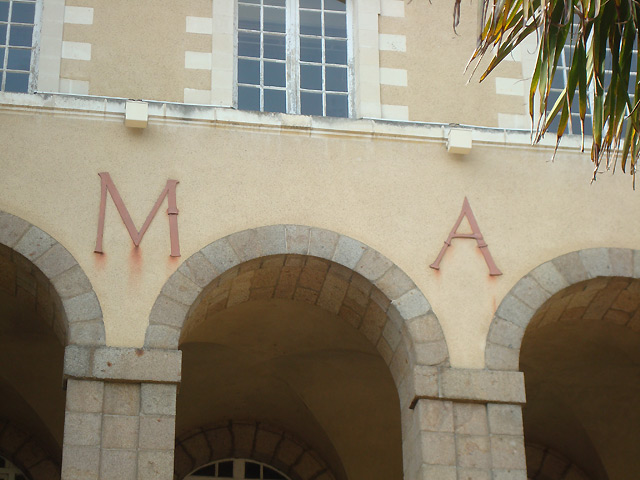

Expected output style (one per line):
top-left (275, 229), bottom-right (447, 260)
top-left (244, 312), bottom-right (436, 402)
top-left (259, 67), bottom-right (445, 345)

top-left (468, 0), bottom-right (640, 184)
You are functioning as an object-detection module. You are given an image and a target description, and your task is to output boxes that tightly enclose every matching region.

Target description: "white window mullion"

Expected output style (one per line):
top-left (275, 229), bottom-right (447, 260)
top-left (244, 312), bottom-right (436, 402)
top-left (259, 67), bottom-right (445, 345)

top-left (286, 0), bottom-right (299, 114)
top-left (320, 0), bottom-right (326, 115)
top-left (346, 0), bottom-right (355, 117)
top-left (259, 0), bottom-right (265, 111)
top-left (2, 0), bottom-right (13, 91)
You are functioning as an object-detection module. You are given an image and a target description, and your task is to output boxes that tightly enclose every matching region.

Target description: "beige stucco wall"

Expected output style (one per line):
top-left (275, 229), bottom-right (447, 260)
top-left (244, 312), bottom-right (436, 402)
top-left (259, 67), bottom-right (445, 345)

top-left (0, 99), bottom-right (636, 369)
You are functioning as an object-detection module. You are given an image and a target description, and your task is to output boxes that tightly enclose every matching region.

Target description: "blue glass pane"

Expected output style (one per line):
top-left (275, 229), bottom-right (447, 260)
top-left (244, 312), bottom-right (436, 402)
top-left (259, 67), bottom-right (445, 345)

top-left (263, 6), bottom-right (285, 33)
top-left (263, 34), bottom-right (285, 59)
top-left (301, 64), bottom-right (322, 90)
top-left (301, 91), bottom-right (323, 115)
top-left (9, 24), bottom-right (32, 46)
top-left (264, 61), bottom-right (285, 87)
top-left (0, 1), bottom-right (9, 21)
top-left (325, 0), bottom-right (346, 11)
top-left (238, 4), bottom-right (260, 30)
top-left (300, 37), bottom-right (321, 62)
top-left (238, 58), bottom-right (260, 84)
top-left (325, 39), bottom-right (347, 64)
top-left (7, 47), bottom-right (29, 70)
top-left (325, 66), bottom-right (347, 91)
top-left (11, 2), bottom-right (35, 23)
top-left (5, 71), bottom-right (28, 92)
top-left (238, 86), bottom-right (260, 111)
top-left (264, 88), bottom-right (286, 113)
top-left (326, 94), bottom-right (348, 117)
top-left (300, 0), bottom-right (320, 9)
top-left (0, 48), bottom-right (4, 66)
top-left (238, 87), bottom-right (260, 110)
top-left (324, 12), bottom-right (346, 38)
top-left (300, 10), bottom-right (321, 36)
top-left (265, 0), bottom-right (285, 5)
top-left (238, 31), bottom-right (260, 57)
top-left (0, 24), bottom-right (6, 45)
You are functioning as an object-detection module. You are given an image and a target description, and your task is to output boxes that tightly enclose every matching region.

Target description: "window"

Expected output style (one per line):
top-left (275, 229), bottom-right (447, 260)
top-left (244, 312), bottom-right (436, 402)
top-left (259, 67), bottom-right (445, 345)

top-left (237, 0), bottom-right (351, 117)
top-left (186, 459), bottom-right (290, 480)
top-left (0, 0), bottom-right (38, 93)
top-left (548, 20), bottom-right (638, 136)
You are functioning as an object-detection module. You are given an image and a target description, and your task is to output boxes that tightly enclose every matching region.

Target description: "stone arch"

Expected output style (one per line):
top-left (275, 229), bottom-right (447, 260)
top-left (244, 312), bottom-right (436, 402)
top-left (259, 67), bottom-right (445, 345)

top-left (145, 225), bottom-right (449, 387)
top-left (0, 419), bottom-right (61, 480)
top-left (175, 421), bottom-right (339, 480)
top-left (0, 210), bottom-right (105, 346)
top-left (525, 443), bottom-right (592, 480)
top-left (486, 247), bottom-right (639, 371)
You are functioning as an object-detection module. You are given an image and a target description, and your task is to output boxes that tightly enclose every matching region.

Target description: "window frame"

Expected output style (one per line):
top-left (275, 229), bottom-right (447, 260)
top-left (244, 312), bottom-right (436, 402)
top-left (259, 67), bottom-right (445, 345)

top-left (0, 0), bottom-right (42, 94)
top-left (234, 0), bottom-right (355, 117)
top-left (185, 458), bottom-right (292, 480)
top-left (547, 19), bottom-right (638, 136)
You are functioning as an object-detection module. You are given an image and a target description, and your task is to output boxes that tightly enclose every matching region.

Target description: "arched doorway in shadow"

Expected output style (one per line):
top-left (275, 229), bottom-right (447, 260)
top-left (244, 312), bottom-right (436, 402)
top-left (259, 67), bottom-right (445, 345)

top-left (146, 225), bottom-right (449, 480)
top-left (486, 249), bottom-right (640, 479)
top-left (0, 211), bottom-right (106, 480)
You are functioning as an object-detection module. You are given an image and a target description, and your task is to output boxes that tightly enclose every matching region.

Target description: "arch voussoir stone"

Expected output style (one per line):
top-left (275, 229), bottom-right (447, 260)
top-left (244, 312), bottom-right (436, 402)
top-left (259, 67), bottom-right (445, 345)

top-left (146, 225), bottom-right (450, 382)
top-left (0, 210), bottom-right (105, 347)
top-left (486, 247), bottom-right (640, 371)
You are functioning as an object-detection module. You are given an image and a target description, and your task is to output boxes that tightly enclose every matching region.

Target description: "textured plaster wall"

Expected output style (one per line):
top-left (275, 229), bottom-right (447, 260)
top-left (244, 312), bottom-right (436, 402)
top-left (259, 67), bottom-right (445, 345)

top-left (0, 110), bottom-right (637, 368)
top-left (380, 0), bottom-right (529, 125)
top-left (59, 0), bottom-right (211, 100)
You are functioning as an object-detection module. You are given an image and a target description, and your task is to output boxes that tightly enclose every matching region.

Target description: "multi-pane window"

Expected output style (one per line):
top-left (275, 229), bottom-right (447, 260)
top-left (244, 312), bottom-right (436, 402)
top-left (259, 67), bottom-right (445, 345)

top-left (186, 459), bottom-right (290, 480)
top-left (548, 21), bottom-right (638, 136)
top-left (0, 0), bottom-right (37, 93)
top-left (237, 0), bottom-right (351, 117)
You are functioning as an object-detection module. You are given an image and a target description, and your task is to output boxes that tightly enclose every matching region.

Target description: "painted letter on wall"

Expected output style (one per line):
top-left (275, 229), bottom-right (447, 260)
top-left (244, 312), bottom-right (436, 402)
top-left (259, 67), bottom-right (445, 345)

top-left (94, 172), bottom-right (180, 257)
top-left (430, 197), bottom-right (501, 276)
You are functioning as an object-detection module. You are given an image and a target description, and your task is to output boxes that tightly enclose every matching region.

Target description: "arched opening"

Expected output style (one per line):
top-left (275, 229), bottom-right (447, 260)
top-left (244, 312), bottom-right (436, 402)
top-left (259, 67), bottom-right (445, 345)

top-left (520, 276), bottom-right (640, 479)
top-left (175, 254), bottom-right (407, 480)
top-left (0, 211), bottom-right (106, 480)
top-left (0, 243), bottom-right (64, 479)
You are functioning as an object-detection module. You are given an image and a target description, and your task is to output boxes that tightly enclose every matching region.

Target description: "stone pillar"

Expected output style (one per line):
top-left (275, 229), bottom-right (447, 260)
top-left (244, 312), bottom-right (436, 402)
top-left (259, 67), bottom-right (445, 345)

top-left (61, 346), bottom-right (181, 480)
top-left (403, 367), bottom-right (528, 480)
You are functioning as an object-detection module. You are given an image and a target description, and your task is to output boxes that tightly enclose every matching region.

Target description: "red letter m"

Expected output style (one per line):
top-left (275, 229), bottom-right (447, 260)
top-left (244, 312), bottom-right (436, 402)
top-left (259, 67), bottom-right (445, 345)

top-left (94, 172), bottom-right (180, 257)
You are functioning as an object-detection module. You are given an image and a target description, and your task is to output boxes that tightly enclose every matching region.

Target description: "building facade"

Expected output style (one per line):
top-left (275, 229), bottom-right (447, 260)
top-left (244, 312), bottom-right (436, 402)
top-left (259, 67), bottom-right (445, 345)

top-left (0, 0), bottom-right (638, 479)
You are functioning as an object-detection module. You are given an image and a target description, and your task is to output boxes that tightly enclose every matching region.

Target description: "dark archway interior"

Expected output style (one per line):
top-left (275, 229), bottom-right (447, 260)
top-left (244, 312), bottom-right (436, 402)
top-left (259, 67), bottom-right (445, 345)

top-left (521, 277), bottom-right (640, 480)
top-left (0, 245), bottom-right (65, 476)
top-left (176, 255), bottom-right (404, 480)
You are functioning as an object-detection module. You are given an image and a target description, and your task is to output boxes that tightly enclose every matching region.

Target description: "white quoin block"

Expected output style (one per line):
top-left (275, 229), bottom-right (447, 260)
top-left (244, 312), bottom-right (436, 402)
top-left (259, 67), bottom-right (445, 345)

top-left (447, 128), bottom-right (473, 155)
top-left (125, 101), bottom-right (149, 128)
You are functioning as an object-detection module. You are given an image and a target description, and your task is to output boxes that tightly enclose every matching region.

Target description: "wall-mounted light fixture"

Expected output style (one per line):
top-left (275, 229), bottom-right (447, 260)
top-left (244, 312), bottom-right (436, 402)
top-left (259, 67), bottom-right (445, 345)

top-left (447, 128), bottom-right (473, 155)
top-left (125, 100), bottom-right (149, 128)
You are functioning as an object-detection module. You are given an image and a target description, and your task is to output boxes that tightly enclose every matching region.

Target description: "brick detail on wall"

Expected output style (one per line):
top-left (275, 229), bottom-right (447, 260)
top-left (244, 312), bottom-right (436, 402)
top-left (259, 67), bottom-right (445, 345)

top-left (402, 399), bottom-right (527, 480)
top-left (184, 14), bottom-right (214, 105)
top-left (61, 379), bottom-right (177, 480)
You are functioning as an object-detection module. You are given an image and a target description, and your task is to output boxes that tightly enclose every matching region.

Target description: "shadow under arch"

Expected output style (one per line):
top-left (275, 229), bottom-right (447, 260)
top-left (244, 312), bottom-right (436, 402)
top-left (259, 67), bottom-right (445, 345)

top-left (485, 247), bottom-right (639, 371)
top-left (145, 225), bottom-right (450, 389)
top-left (0, 210), bottom-right (105, 346)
